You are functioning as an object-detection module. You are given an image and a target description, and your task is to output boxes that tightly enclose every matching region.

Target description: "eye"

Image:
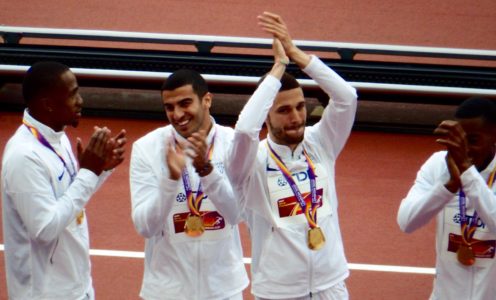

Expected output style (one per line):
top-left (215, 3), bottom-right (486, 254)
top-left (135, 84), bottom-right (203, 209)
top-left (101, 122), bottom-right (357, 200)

top-left (466, 136), bottom-right (479, 145)
top-left (277, 106), bottom-right (291, 114)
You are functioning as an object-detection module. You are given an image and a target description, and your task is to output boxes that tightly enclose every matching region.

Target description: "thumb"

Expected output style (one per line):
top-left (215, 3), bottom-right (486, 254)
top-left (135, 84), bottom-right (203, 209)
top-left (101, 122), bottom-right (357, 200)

top-left (77, 137), bottom-right (83, 160)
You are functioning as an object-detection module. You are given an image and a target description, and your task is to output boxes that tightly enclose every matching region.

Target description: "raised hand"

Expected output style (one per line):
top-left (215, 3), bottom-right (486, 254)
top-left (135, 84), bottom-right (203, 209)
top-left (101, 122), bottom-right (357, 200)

top-left (166, 138), bottom-right (186, 181)
top-left (187, 129), bottom-right (213, 176)
top-left (257, 11), bottom-right (310, 67)
top-left (102, 129), bottom-right (127, 171)
top-left (257, 12), bottom-right (295, 55)
top-left (77, 126), bottom-right (112, 175)
top-left (434, 120), bottom-right (472, 192)
top-left (266, 38), bottom-right (289, 80)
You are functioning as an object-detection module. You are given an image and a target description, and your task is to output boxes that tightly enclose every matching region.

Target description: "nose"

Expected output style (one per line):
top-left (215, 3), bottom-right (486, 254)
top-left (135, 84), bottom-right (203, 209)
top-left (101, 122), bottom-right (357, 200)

top-left (76, 93), bottom-right (83, 106)
top-left (289, 108), bottom-right (303, 123)
top-left (172, 107), bottom-right (185, 120)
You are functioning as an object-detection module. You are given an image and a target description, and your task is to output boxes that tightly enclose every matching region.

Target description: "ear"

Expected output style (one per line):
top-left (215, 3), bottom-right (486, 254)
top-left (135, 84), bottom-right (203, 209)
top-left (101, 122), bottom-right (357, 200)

top-left (202, 92), bottom-right (213, 109)
top-left (40, 97), bottom-right (54, 113)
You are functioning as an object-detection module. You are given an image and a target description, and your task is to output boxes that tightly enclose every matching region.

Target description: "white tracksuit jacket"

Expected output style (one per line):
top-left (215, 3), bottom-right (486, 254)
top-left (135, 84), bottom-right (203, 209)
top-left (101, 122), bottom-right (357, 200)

top-left (226, 56), bottom-right (358, 298)
top-left (2, 110), bottom-right (109, 300)
top-left (129, 120), bottom-right (249, 300)
top-left (398, 151), bottom-right (496, 300)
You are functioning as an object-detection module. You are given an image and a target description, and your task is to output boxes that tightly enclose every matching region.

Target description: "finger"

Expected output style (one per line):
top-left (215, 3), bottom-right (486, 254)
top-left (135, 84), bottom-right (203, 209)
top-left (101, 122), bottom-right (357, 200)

top-left (92, 127), bottom-right (110, 154)
top-left (112, 147), bottom-right (126, 156)
top-left (112, 129), bottom-right (127, 142)
top-left (77, 137), bottom-right (83, 160)
top-left (436, 138), bottom-right (460, 148)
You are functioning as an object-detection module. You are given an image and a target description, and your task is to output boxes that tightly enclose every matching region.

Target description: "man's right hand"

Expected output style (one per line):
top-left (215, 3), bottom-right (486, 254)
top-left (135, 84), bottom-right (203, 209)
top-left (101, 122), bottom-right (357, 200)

top-left (257, 11), bottom-right (311, 68)
top-left (77, 127), bottom-right (112, 176)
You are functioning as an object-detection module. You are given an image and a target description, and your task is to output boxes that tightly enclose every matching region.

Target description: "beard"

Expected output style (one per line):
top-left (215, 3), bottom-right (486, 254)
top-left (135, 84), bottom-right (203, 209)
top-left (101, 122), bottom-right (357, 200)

top-left (268, 120), bottom-right (305, 145)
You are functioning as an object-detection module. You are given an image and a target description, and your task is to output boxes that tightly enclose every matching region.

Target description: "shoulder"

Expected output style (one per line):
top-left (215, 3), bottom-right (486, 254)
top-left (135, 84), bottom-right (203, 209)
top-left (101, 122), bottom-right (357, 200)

top-left (133, 126), bottom-right (170, 148)
top-left (3, 128), bottom-right (44, 171)
top-left (214, 124), bottom-right (234, 140)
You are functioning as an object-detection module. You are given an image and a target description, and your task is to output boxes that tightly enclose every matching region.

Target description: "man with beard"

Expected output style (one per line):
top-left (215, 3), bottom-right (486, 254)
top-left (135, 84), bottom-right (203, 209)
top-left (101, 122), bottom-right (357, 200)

top-left (2, 61), bottom-right (126, 299)
top-left (225, 12), bottom-right (357, 299)
top-left (129, 69), bottom-right (248, 299)
top-left (398, 97), bottom-right (496, 299)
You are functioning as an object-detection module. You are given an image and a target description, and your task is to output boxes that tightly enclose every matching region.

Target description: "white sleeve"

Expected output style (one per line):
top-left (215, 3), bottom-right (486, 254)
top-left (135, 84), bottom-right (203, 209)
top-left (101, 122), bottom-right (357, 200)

top-left (304, 56), bottom-right (358, 160)
top-left (461, 166), bottom-right (496, 233)
top-left (9, 156), bottom-right (99, 244)
top-left (397, 154), bottom-right (453, 233)
top-left (227, 75), bottom-right (281, 187)
top-left (129, 142), bottom-right (179, 238)
top-left (200, 168), bottom-right (242, 225)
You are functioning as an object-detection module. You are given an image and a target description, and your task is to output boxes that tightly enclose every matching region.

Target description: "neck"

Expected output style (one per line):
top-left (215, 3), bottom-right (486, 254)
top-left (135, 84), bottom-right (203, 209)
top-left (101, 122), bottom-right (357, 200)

top-left (28, 108), bottom-right (63, 132)
top-left (268, 133), bottom-right (299, 153)
top-left (202, 117), bottom-right (213, 134)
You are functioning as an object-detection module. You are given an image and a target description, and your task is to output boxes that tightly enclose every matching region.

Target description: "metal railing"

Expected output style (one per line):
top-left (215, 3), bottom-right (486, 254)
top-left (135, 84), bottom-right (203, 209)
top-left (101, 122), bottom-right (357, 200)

top-left (1, 25), bottom-right (496, 100)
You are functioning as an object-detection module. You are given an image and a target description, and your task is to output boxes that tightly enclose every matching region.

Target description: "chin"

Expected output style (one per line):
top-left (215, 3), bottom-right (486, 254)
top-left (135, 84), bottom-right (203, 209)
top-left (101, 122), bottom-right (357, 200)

top-left (71, 119), bottom-right (80, 128)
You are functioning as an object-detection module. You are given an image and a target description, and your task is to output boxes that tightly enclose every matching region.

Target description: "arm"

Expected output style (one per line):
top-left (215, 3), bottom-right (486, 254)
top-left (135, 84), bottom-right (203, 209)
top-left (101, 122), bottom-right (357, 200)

top-left (227, 39), bottom-right (286, 186)
top-left (187, 129), bottom-right (243, 224)
top-left (200, 168), bottom-right (242, 225)
top-left (397, 152), bottom-right (453, 233)
top-left (129, 141), bottom-right (179, 238)
top-left (303, 57), bottom-right (357, 159)
top-left (461, 166), bottom-right (496, 233)
top-left (258, 11), bottom-right (357, 159)
top-left (8, 153), bottom-right (100, 244)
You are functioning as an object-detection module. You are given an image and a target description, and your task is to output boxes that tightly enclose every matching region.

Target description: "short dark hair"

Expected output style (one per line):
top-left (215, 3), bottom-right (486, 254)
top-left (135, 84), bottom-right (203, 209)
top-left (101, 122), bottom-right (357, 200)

top-left (22, 61), bottom-right (70, 104)
top-left (257, 72), bottom-right (301, 91)
top-left (455, 96), bottom-right (496, 124)
top-left (161, 69), bottom-right (208, 98)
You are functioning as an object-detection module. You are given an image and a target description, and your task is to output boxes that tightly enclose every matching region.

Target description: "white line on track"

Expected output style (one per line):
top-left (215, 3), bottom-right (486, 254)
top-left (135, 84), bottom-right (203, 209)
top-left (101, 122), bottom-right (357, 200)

top-left (0, 244), bottom-right (435, 274)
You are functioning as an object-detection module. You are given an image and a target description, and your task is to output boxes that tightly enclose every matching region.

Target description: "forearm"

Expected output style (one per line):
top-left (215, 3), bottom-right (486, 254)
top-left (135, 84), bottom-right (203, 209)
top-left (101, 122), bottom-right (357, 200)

top-left (131, 177), bottom-right (178, 238)
top-left (303, 55), bottom-right (357, 103)
top-left (16, 169), bottom-right (99, 243)
top-left (235, 75), bottom-right (281, 133)
top-left (200, 169), bottom-right (242, 225)
top-left (461, 166), bottom-right (496, 232)
top-left (397, 182), bottom-right (452, 233)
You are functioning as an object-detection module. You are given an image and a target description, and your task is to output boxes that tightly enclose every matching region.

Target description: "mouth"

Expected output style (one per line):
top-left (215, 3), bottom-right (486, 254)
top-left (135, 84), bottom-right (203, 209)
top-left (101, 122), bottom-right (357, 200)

top-left (285, 124), bottom-right (304, 133)
top-left (174, 119), bottom-right (190, 130)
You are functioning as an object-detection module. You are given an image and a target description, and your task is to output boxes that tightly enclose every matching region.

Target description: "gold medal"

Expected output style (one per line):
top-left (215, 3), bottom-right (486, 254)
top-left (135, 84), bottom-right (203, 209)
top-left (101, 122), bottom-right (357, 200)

top-left (457, 244), bottom-right (475, 266)
top-left (184, 214), bottom-right (205, 237)
top-left (76, 211), bottom-right (84, 225)
top-left (307, 227), bottom-right (326, 251)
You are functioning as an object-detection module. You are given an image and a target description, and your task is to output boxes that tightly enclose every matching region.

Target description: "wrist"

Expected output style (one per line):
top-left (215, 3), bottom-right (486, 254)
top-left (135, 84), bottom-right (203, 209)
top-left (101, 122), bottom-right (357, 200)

top-left (278, 57), bottom-right (290, 66)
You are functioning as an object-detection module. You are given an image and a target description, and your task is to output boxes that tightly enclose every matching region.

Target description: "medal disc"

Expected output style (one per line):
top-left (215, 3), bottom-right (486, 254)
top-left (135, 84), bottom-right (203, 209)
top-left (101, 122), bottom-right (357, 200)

top-left (457, 244), bottom-right (475, 266)
top-left (184, 215), bottom-right (205, 237)
top-left (307, 227), bottom-right (326, 251)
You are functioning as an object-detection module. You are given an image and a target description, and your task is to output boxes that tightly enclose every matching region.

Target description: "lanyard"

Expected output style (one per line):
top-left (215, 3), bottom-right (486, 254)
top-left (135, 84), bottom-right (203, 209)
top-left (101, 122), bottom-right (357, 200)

top-left (23, 119), bottom-right (76, 182)
top-left (458, 163), bottom-right (496, 245)
top-left (266, 142), bottom-right (319, 229)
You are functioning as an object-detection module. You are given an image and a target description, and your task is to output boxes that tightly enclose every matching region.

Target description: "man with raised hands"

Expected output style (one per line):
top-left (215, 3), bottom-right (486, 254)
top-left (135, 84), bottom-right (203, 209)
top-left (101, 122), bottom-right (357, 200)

top-left (226, 12), bottom-right (358, 300)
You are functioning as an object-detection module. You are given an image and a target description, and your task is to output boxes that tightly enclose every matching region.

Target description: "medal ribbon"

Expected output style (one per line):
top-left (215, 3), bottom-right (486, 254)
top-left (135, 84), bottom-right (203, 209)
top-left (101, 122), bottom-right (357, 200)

top-left (23, 119), bottom-right (83, 224)
top-left (178, 131), bottom-right (215, 217)
top-left (458, 163), bottom-right (496, 246)
top-left (23, 119), bottom-right (76, 182)
top-left (266, 142), bottom-right (319, 229)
